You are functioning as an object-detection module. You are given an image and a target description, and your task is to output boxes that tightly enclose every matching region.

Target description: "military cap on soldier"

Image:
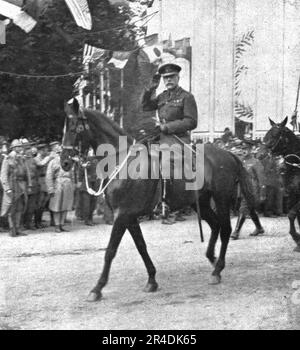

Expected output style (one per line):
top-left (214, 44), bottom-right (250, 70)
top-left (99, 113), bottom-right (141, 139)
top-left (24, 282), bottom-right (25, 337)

top-left (10, 139), bottom-right (22, 149)
top-left (158, 62), bottom-right (181, 77)
top-left (37, 143), bottom-right (47, 149)
top-left (0, 138), bottom-right (8, 146)
top-left (49, 141), bottom-right (60, 148)
top-left (20, 138), bottom-right (31, 148)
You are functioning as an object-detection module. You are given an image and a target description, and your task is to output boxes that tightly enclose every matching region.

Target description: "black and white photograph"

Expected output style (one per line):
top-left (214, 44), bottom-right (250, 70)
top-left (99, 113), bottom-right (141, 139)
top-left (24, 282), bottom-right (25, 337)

top-left (0, 0), bottom-right (300, 331)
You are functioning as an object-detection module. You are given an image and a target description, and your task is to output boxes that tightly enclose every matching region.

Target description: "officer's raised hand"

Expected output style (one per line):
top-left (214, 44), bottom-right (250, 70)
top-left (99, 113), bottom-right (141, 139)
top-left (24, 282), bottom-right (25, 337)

top-left (149, 73), bottom-right (161, 91)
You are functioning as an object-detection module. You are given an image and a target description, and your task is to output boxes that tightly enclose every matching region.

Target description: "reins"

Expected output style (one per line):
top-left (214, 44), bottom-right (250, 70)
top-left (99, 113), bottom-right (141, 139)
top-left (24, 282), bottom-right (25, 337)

top-left (83, 139), bottom-right (136, 197)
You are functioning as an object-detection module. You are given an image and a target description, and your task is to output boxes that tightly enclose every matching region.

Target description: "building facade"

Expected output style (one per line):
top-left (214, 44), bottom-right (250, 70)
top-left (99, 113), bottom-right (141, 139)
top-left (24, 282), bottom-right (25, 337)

top-left (147, 0), bottom-right (300, 140)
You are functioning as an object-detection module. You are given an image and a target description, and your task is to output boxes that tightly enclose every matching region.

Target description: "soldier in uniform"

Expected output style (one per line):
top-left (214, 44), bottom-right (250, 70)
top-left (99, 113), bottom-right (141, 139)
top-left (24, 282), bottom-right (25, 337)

top-left (46, 141), bottom-right (74, 232)
top-left (22, 139), bottom-right (39, 230)
top-left (0, 139), bottom-right (29, 237)
top-left (34, 143), bottom-right (54, 228)
top-left (231, 142), bottom-right (265, 240)
top-left (0, 138), bottom-right (9, 231)
top-left (141, 62), bottom-right (198, 224)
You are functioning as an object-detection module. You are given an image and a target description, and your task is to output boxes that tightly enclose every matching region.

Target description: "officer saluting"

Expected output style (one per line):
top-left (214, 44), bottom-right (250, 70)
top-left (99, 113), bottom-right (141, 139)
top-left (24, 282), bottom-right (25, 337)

top-left (142, 62), bottom-right (198, 145)
top-left (141, 63), bottom-right (198, 224)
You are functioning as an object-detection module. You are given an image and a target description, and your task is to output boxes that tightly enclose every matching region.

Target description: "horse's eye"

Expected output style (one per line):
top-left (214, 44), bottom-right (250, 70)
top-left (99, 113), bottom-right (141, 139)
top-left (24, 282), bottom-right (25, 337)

top-left (76, 125), bottom-right (84, 133)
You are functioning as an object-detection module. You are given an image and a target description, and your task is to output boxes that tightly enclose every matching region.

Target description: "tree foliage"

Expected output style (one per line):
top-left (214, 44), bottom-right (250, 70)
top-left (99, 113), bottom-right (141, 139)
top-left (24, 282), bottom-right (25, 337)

top-left (0, 0), bottom-right (137, 141)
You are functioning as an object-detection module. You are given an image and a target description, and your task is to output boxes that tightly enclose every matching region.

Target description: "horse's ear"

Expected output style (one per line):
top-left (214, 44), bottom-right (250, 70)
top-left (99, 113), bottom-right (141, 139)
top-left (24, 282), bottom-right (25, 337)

top-left (72, 98), bottom-right (80, 115)
top-left (269, 117), bottom-right (276, 126)
top-left (280, 116), bottom-right (288, 127)
top-left (64, 100), bottom-right (70, 113)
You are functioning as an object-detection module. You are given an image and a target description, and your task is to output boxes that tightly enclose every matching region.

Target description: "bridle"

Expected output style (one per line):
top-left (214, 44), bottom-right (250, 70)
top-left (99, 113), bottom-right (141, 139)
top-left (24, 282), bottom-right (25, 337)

top-left (62, 107), bottom-right (91, 161)
top-left (268, 126), bottom-right (284, 153)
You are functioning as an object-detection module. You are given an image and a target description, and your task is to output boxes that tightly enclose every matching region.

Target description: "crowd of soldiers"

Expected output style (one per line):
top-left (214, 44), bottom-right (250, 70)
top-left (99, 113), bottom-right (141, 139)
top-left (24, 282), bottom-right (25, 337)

top-left (0, 128), bottom-right (287, 237)
top-left (213, 130), bottom-right (286, 218)
top-left (0, 137), bottom-right (113, 237)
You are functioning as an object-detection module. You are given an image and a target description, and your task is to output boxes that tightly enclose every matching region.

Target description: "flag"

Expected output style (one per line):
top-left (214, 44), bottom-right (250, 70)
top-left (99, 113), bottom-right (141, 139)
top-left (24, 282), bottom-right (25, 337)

top-left (141, 33), bottom-right (162, 64)
top-left (0, 0), bottom-right (37, 33)
top-left (64, 0), bottom-right (92, 30)
top-left (107, 51), bottom-right (132, 69)
top-left (83, 44), bottom-right (109, 64)
top-left (142, 44), bottom-right (162, 64)
top-left (0, 21), bottom-right (6, 44)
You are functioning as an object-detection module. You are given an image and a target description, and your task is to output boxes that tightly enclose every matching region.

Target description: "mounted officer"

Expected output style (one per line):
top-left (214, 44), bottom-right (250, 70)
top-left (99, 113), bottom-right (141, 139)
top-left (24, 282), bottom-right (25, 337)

top-left (142, 62), bottom-right (198, 145)
top-left (141, 62), bottom-right (198, 223)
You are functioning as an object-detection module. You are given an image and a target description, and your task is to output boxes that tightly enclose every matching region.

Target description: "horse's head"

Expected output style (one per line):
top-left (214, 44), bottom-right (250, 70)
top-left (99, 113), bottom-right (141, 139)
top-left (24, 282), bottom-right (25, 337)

top-left (61, 98), bottom-right (93, 171)
top-left (263, 116), bottom-right (294, 156)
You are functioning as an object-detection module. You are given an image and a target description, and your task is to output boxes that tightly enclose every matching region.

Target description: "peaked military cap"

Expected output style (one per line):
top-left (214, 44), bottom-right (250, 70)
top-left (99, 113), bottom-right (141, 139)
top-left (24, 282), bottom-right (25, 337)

top-left (10, 139), bottom-right (22, 149)
top-left (49, 141), bottom-right (60, 147)
top-left (158, 62), bottom-right (181, 77)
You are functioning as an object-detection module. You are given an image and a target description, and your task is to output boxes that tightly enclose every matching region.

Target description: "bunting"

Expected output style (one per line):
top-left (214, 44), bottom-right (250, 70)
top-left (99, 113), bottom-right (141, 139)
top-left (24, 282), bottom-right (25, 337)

top-left (107, 51), bottom-right (132, 69)
top-left (83, 44), bottom-right (110, 64)
top-left (0, 0), bottom-right (37, 33)
top-left (64, 0), bottom-right (92, 30)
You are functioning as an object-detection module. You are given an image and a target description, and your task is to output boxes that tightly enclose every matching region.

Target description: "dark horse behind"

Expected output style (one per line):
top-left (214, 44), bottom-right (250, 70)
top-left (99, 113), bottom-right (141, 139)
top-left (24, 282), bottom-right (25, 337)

top-left (264, 116), bottom-right (300, 252)
top-left (61, 98), bottom-right (258, 301)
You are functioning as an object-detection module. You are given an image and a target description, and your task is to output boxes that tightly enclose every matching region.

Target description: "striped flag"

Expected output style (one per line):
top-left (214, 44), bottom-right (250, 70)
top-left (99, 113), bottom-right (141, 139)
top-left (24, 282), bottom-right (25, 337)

top-left (0, 0), bottom-right (37, 33)
top-left (83, 44), bottom-right (109, 64)
top-left (107, 51), bottom-right (132, 69)
top-left (64, 0), bottom-right (92, 30)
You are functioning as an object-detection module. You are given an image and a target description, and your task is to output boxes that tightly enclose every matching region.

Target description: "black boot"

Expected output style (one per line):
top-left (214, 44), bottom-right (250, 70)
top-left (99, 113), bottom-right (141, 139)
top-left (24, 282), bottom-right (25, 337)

top-left (231, 214), bottom-right (246, 240)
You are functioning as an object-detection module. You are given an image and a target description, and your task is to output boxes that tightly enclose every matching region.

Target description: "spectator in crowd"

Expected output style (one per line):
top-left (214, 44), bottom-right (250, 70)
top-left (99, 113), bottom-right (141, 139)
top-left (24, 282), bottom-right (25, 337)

top-left (0, 138), bottom-right (9, 232)
top-left (221, 127), bottom-right (234, 144)
top-left (261, 153), bottom-right (283, 217)
top-left (46, 141), bottom-right (74, 232)
top-left (231, 141), bottom-right (265, 239)
top-left (22, 139), bottom-right (39, 230)
top-left (0, 139), bottom-right (29, 237)
top-left (34, 143), bottom-right (54, 228)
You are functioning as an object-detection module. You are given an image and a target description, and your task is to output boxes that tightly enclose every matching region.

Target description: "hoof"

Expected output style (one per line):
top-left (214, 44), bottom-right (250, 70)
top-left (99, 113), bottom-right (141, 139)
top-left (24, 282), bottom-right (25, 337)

top-left (143, 282), bottom-right (158, 293)
top-left (209, 258), bottom-right (217, 268)
top-left (209, 275), bottom-right (221, 285)
top-left (87, 291), bottom-right (102, 302)
top-left (231, 235), bottom-right (239, 240)
top-left (293, 245), bottom-right (300, 253)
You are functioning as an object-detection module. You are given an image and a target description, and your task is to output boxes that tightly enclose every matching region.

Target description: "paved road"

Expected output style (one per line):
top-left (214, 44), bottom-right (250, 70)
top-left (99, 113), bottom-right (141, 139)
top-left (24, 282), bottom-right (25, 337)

top-left (0, 214), bottom-right (300, 329)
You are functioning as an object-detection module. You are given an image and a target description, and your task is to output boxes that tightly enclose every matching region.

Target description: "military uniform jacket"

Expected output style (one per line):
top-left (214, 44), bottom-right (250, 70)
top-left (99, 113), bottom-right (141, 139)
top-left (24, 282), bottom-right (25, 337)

top-left (0, 151), bottom-right (29, 216)
top-left (142, 86), bottom-right (198, 143)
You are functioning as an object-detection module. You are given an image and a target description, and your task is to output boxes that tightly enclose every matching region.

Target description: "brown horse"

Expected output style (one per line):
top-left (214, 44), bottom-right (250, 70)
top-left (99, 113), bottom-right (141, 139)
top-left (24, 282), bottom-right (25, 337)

top-left (61, 98), bottom-right (256, 301)
top-left (263, 117), bottom-right (300, 252)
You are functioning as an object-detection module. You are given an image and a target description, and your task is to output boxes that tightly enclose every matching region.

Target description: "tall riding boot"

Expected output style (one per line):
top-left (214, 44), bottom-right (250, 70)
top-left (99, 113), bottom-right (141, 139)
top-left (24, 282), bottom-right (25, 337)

top-left (249, 210), bottom-right (265, 236)
top-left (60, 211), bottom-right (69, 232)
top-left (15, 211), bottom-right (27, 236)
top-left (231, 214), bottom-right (246, 240)
top-left (8, 215), bottom-right (17, 237)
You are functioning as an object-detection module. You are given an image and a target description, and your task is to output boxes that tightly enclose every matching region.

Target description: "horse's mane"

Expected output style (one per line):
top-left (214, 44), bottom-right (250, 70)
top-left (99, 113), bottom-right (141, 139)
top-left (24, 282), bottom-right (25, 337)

top-left (83, 108), bottom-right (134, 142)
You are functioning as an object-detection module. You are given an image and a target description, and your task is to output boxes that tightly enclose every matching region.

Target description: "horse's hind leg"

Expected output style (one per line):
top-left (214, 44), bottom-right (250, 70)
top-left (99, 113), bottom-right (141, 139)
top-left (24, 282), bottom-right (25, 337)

top-left (127, 219), bottom-right (158, 292)
top-left (87, 217), bottom-right (126, 302)
top-left (197, 198), bottom-right (220, 267)
top-left (210, 201), bottom-right (231, 284)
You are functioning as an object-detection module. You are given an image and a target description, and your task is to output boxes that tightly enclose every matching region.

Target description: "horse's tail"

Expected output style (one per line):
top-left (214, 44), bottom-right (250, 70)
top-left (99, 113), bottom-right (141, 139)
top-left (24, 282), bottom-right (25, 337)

top-left (231, 153), bottom-right (256, 209)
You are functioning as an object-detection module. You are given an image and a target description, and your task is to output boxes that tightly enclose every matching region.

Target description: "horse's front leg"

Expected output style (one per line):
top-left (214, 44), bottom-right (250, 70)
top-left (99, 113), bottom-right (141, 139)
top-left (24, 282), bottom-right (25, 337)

top-left (288, 202), bottom-right (300, 252)
top-left (87, 217), bottom-right (126, 302)
top-left (127, 219), bottom-right (158, 292)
